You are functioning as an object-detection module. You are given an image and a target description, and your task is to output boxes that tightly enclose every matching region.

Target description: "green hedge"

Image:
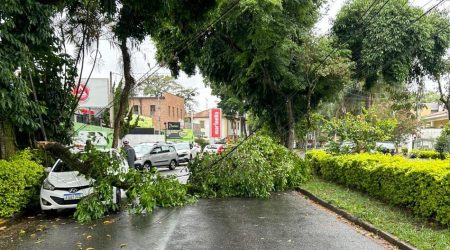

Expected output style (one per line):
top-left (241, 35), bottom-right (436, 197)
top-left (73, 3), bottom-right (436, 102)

top-left (306, 150), bottom-right (450, 226)
top-left (410, 149), bottom-right (441, 159)
top-left (0, 150), bottom-right (44, 217)
top-left (189, 133), bottom-right (310, 198)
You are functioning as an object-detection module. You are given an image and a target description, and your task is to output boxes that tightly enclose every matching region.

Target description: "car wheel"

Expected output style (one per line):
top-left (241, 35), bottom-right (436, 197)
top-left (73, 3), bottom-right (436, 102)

top-left (169, 160), bottom-right (177, 170)
top-left (143, 162), bottom-right (152, 171)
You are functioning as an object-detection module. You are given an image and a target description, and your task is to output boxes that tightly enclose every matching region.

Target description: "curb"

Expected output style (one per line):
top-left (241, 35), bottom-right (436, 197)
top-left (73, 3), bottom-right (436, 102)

top-left (297, 188), bottom-right (417, 250)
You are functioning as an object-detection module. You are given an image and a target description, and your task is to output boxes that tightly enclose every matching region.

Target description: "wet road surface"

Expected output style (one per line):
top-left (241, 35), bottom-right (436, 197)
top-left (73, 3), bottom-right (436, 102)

top-left (1, 191), bottom-right (388, 250)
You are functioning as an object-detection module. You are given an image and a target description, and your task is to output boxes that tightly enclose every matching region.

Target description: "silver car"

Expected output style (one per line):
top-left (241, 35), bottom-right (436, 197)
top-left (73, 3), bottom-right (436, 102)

top-left (134, 143), bottom-right (178, 170)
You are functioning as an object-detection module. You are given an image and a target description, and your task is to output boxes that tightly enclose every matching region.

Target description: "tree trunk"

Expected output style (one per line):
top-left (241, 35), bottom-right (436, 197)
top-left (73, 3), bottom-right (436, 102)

top-left (112, 39), bottom-right (136, 148)
top-left (286, 97), bottom-right (295, 150)
top-left (0, 119), bottom-right (17, 159)
top-left (241, 115), bottom-right (247, 138)
top-left (365, 94), bottom-right (372, 109)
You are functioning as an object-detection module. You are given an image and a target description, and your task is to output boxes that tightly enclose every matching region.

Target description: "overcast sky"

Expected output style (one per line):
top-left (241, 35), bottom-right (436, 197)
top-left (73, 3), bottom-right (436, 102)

top-left (78, 0), bottom-right (448, 111)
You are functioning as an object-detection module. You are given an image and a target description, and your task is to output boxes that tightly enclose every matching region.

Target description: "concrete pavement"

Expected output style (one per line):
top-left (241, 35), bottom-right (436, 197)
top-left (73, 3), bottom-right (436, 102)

top-left (2, 191), bottom-right (389, 250)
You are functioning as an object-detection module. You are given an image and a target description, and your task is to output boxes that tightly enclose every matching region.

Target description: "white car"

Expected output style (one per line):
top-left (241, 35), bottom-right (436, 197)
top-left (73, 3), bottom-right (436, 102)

top-left (173, 143), bottom-right (197, 163)
top-left (40, 149), bottom-right (128, 212)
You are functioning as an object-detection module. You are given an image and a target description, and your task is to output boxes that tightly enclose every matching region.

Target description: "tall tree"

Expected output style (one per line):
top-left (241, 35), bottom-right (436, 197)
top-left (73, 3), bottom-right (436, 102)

top-left (0, 0), bottom-right (76, 158)
top-left (437, 59), bottom-right (450, 120)
top-left (151, 0), bottom-right (355, 149)
top-left (333, 0), bottom-right (450, 107)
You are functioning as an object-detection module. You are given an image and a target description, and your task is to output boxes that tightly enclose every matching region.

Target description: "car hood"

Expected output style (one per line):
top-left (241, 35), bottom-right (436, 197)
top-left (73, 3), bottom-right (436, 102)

top-left (177, 149), bottom-right (190, 155)
top-left (48, 171), bottom-right (91, 188)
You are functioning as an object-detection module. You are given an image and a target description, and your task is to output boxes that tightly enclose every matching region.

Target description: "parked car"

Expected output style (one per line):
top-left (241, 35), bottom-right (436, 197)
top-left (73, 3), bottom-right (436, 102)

top-left (203, 144), bottom-right (226, 154)
top-left (375, 142), bottom-right (396, 154)
top-left (40, 149), bottom-right (127, 213)
top-left (192, 143), bottom-right (202, 155)
top-left (134, 143), bottom-right (178, 170)
top-left (174, 143), bottom-right (197, 163)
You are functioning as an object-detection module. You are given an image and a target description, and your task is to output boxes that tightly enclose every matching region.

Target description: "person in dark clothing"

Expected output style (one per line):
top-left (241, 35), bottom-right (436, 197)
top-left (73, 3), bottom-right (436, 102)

top-left (122, 138), bottom-right (136, 168)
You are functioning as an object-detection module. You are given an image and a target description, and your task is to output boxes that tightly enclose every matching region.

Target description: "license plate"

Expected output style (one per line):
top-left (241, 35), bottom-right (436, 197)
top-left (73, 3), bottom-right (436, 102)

top-left (64, 193), bottom-right (82, 200)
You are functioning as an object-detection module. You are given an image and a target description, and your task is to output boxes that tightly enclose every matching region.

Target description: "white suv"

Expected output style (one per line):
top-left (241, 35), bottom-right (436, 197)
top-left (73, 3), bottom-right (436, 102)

top-left (134, 143), bottom-right (178, 171)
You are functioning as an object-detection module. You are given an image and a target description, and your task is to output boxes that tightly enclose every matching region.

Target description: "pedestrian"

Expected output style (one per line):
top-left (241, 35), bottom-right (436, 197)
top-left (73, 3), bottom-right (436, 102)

top-left (122, 138), bottom-right (136, 168)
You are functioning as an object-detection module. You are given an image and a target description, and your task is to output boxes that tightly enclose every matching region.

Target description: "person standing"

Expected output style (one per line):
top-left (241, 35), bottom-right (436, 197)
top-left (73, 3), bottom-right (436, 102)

top-left (122, 138), bottom-right (136, 168)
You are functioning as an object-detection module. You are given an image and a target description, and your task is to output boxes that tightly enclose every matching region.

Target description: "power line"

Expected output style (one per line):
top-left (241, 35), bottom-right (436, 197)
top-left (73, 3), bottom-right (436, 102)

top-left (72, 0), bottom-right (244, 137)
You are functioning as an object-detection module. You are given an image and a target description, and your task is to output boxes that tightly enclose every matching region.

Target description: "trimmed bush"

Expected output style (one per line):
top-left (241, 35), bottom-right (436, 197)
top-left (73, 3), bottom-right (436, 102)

top-left (0, 150), bottom-right (44, 217)
top-left (306, 150), bottom-right (450, 226)
top-left (188, 133), bottom-right (310, 198)
top-left (410, 149), bottom-right (441, 159)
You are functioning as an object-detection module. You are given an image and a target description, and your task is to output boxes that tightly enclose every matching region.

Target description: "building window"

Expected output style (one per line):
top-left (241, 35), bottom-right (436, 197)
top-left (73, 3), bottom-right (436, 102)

top-left (150, 105), bottom-right (156, 116)
top-left (133, 105), bottom-right (139, 115)
top-left (200, 120), bottom-right (205, 129)
top-left (168, 106), bottom-right (171, 116)
top-left (177, 108), bottom-right (179, 118)
top-left (172, 107), bottom-right (175, 117)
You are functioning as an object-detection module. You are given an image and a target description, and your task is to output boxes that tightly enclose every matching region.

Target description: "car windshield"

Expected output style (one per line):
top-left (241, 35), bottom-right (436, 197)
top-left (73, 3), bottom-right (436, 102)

top-left (52, 161), bottom-right (73, 172)
top-left (175, 143), bottom-right (190, 150)
top-left (135, 144), bottom-right (152, 155)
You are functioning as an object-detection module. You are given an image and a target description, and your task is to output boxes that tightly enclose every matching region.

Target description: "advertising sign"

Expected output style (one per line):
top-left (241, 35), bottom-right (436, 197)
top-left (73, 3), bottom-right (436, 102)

top-left (72, 78), bottom-right (110, 108)
top-left (73, 123), bottom-right (113, 148)
top-left (166, 129), bottom-right (194, 142)
top-left (168, 122), bottom-right (181, 130)
top-left (210, 108), bottom-right (221, 138)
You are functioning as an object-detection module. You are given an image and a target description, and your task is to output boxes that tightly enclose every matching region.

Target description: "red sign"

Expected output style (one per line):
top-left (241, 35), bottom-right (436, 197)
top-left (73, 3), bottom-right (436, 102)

top-left (72, 83), bottom-right (89, 102)
top-left (210, 108), bottom-right (221, 138)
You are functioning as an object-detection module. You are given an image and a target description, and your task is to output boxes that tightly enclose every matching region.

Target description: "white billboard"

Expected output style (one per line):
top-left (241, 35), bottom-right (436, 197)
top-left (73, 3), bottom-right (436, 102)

top-left (72, 78), bottom-right (110, 108)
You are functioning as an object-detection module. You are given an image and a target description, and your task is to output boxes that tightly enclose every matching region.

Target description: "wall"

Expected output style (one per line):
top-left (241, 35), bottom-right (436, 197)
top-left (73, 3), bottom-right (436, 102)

top-left (130, 92), bottom-right (185, 132)
top-left (123, 134), bottom-right (165, 147)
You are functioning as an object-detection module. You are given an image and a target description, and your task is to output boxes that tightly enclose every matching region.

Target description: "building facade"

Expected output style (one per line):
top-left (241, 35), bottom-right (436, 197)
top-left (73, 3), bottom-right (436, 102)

top-left (129, 92), bottom-right (185, 133)
top-left (186, 109), bottom-right (244, 140)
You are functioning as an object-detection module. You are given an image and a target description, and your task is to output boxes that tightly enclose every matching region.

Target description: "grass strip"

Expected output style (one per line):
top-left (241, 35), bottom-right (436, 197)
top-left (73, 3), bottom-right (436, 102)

top-left (302, 177), bottom-right (450, 250)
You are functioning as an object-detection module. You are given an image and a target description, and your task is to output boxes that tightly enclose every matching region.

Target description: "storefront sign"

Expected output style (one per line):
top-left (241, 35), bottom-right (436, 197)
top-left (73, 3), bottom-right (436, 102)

top-left (210, 108), bottom-right (221, 138)
top-left (168, 122), bottom-right (181, 130)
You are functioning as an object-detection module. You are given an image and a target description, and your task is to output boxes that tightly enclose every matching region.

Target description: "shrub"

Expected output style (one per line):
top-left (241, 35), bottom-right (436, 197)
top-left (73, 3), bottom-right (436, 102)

top-left (401, 147), bottom-right (408, 155)
top-left (306, 150), bottom-right (450, 226)
top-left (410, 149), bottom-right (441, 159)
top-left (188, 133), bottom-right (310, 198)
top-left (0, 150), bottom-right (44, 217)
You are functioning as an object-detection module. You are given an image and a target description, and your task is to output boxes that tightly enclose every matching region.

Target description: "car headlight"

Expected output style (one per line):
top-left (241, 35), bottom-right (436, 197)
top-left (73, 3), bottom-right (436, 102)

top-left (43, 179), bottom-right (55, 191)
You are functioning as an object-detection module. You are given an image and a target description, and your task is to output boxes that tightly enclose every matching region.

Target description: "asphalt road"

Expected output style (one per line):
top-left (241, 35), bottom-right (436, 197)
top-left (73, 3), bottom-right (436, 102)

top-left (1, 191), bottom-right (389, 250)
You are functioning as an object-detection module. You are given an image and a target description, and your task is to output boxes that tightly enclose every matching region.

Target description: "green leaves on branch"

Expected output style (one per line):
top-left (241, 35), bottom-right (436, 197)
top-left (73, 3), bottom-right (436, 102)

top-left (325, 109), bottom-right (397, 153)
top-left (188, 133), bottom-right (310, 198)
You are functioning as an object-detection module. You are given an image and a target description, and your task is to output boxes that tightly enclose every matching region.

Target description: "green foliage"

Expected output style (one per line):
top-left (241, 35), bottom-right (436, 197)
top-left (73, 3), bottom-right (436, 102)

top-left (333, 0), bottom-right (450, 88)
top-left (410, 149), bottom-right (442, 159)
top-left (306, 150), bottom-right (450, 226)
top-left (0, 150), bottom-right (44, 217)
top-left (188, 133), bottom-right (310, 198)
top-left (325, 109), bottom-right (397, 152)
top-left (194, 137), bottom-right (208, 150)
top-left (73, 147), bottom-right (194, 223)
top-left (435, 124), bottom-right (450, 159)
top-left (401, 147), bottom-right (408, 155)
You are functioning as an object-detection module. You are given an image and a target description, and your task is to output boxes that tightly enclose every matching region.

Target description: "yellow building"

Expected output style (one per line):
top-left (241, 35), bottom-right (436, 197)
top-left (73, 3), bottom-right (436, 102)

top-left (422, 111), bottom-right (448, 128)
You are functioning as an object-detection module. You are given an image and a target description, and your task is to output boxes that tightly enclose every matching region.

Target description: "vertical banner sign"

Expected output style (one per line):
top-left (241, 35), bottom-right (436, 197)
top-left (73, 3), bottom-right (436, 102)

top-left (210, 108), bottom-right (221, 138)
